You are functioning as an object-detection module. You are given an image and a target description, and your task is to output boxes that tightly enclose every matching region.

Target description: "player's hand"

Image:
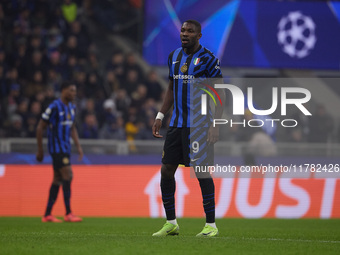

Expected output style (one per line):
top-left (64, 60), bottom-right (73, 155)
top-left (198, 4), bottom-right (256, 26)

top-left (77, 146), bottom-right (84, 161)
top-left (152, 119), bottom-right (163, 138)
top-left (36, 150), bottom-right (44, 162)
top-left (207, 125), bottom-right (219, 144)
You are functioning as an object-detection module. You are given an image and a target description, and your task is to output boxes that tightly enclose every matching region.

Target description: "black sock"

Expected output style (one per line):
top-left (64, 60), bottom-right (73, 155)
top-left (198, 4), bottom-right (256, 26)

top-left (45, 184), bottom-right (60, 216)
top-left (161, 178), bottom-right (176, 220)
top-left (62, 180), bottom-right (72, 215)
top-left (198, 178), bottom-right (215, 223)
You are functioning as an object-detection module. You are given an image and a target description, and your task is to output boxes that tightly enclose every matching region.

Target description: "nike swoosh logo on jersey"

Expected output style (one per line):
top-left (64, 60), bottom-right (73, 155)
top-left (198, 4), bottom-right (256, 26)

top-left (59, 112), bottom-right (65, 116)
top-left (173, 61), bottom-right (179, 64)
top-left (191, 158), bottom-right (200, 162)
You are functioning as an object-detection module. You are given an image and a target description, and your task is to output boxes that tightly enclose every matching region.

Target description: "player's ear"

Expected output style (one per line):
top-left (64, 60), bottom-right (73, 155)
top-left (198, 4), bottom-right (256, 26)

top-left (198, 32), bottom-right (202, 40)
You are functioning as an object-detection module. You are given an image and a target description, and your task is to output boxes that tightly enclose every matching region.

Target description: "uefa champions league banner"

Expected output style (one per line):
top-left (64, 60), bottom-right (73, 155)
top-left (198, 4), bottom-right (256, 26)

top-left (143, 0), bottom-right (340, 69)
top-left (0, 165), bottom-right (339, 218)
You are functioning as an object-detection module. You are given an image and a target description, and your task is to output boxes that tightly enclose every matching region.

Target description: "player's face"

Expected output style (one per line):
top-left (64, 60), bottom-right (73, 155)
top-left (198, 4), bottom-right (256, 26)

top-left (180, 22), bottom-right (202, 49)
top-left (65, 85), bottom-right (77, 102)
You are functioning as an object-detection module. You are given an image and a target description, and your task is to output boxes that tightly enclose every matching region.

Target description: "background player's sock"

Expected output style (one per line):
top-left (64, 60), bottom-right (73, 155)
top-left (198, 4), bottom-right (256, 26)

top-left (44, 184), bottom-right (60, 216)
top-left (161, 177), bottom-right (176, 220)
top-left (198, 178), bottom-right (215, 223)
top-left (62, 180), bottom-right (72, 215)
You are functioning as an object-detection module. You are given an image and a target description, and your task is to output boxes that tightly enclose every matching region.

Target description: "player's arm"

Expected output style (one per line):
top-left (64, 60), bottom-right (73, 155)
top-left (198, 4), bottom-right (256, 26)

top-left (36, 119), bottom-right (48, 162)
top-left (152, 80), bottom-right (174, 138)
top-left (71, 124), bottom-right (83, 161)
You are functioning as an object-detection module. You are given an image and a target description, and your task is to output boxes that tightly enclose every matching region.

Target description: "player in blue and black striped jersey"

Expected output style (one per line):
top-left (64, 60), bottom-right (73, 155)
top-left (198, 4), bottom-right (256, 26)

top-left (152, 20), bottom-right (225, 237)
top-left (36, 81), bottom-right (83, 223)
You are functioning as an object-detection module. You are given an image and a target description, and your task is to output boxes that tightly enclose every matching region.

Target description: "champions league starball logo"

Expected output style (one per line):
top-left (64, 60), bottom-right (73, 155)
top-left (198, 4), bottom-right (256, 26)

top-left (277, 11), bottom-right (317, 59)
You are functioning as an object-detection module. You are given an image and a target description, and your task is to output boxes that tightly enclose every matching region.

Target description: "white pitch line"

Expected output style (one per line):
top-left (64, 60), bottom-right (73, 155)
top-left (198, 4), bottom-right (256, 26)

top-left (16, 232), bottom-right (340, 244)
top-left (214, 236), bottom-right (340, 244)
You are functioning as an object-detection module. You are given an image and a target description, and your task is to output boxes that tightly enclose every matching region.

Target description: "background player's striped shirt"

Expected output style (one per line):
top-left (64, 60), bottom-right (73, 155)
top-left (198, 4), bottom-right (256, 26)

top-left (168, 45), bottom-right (222, 127)
top-left (41, 99), bottom-right (76, 154)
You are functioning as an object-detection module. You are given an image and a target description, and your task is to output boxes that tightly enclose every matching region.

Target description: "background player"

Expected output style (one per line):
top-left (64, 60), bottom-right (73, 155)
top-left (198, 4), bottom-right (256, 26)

top-left (152, 20), bottom-right (225, 237)
top-left (36, 81), bottom-right (83, 223)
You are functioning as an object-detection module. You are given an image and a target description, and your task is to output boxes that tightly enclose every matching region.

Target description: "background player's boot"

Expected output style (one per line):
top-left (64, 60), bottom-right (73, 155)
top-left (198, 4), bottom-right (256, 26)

top-left (64, 213), bottom-right (82, 222)
top-left (196, 225), bottom-right (218, 237)
top-left (42, 215), bottom-right (62, 223)
top-left (152, 222), bottom-right (179, 236)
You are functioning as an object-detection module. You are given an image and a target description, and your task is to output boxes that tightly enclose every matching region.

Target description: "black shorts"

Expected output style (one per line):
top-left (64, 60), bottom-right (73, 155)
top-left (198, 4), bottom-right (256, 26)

top-left (162, 127), bottom-right (214, 167)
top-left (51, 153), bottom-right (71, 171)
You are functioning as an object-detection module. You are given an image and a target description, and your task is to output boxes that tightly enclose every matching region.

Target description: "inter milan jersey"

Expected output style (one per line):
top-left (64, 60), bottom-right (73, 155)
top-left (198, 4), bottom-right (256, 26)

top-left (168, 45), bottom-right (222, 127)
top-left (41, 99), bottom-right (76, 154)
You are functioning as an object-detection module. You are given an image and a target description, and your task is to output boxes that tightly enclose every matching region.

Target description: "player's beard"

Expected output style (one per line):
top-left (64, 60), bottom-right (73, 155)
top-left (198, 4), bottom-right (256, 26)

top-left (181, 37), bottom-right (193, 48)
top-left (181, 41), bottom-right (193, 48)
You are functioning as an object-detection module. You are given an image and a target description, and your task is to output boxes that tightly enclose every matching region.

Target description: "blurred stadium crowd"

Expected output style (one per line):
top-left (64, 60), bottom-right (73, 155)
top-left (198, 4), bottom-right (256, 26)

top-left (0, 0), bottom-right (165, 141)
top-left (0, 0), bottom-right (336, 145)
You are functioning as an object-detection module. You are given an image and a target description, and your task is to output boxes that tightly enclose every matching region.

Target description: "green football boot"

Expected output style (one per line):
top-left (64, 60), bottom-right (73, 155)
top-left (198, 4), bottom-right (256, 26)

top-left (152, 222), bottom-right (179, 237)
top-left (196, 225), bottom-right (218, 237)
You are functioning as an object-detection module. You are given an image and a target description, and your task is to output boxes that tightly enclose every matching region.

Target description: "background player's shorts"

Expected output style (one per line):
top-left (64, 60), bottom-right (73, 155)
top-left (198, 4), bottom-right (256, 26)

top-left (162, 127), bottom-right (214, 167)
top-left (51, 153), bottom-right (71, 171)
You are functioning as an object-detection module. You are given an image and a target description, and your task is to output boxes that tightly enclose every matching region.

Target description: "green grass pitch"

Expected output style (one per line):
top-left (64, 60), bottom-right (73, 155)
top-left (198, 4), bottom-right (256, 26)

top-left (1, 217), bottom-right (340, 254)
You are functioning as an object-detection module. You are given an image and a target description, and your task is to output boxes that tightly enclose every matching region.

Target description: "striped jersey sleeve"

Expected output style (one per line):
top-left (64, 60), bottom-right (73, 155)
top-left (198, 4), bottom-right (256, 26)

top-left (42, 101), bottom-right (57, 123)
top-left (203, 48), bottom-right (222, 79)
top-left (168, 51), bottom-right (175, 80)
